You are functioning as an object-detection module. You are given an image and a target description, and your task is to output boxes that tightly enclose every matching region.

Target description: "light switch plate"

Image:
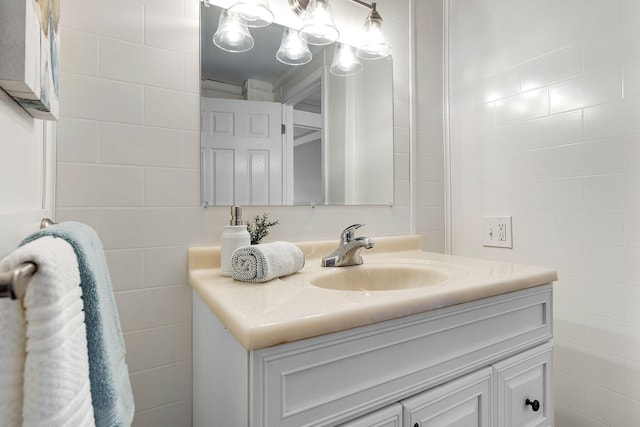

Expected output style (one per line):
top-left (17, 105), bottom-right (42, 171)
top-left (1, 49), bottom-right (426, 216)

top-left (482, 216), bottom-right (513, 248)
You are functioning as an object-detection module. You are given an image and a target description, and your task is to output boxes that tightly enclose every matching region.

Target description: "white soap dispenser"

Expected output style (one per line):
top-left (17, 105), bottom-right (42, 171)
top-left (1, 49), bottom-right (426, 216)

top-left (221, 205), bottom-right (251, 277)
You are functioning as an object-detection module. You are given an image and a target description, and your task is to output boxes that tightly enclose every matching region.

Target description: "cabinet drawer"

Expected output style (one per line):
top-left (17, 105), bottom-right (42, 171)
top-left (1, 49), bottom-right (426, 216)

top-left (338, 403), bottom-right (403, 427)
top-left (401, 367), bottom-right (493, 427)
top-left (251, 286), bottom-right (552, 426)
top-left (493, 342), bottom-right (553, 427)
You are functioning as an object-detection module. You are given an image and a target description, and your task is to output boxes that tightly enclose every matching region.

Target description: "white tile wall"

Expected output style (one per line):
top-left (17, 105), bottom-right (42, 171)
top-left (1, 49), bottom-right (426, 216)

top-left (99, 123), bottom-right (184, 167)
top-left (57, 164), bottom-right (144, 207)
top-left (105, 249), bottom-right (144, 292)
top-left (57, 119), bottom-right (99, 163)
top-left (60, 74), bottom-right (145, 123)
top-left (99, 39), bottom-right (184, 90)
top-left (143, 88), bottom-right (199, 130)
top-left (60, 29), bottom-right (99, 76)
top-left (56, 0), bottom-right (418, 425)
top-left (448, 0), bottom-right (640, 425)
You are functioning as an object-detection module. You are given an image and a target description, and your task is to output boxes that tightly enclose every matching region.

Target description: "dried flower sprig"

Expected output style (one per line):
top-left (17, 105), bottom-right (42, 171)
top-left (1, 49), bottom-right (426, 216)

top-left (247, 213), bottom-right (279, 245)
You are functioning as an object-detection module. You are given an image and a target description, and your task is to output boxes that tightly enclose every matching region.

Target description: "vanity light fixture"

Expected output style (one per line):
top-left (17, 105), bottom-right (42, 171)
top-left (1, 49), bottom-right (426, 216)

top-left (298, 0), bottom-right (340, 46)
top-left (355, 2), bottom-right (391, 59)
top-left (204, 0), bottom-right (391, 71)
top-left (330, 43), bottom-right (362, 76)
top-left (291, 0), bottom-right (390, 58)
top-left (212, 8), bottom-right (254, 53)
top-left (276, 28), bottom-right (313, 65)
top-left (228, 0), bottom-right (274, 28)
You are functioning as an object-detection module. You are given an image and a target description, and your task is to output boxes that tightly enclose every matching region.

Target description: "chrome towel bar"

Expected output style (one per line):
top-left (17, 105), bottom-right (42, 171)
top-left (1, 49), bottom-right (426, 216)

top-left (0, 218), bottom-right (56, 300)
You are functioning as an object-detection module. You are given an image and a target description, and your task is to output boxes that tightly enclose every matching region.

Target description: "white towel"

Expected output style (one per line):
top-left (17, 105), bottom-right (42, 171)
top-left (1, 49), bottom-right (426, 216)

top-left (0, 287), bottom-right (24, 427)
top-left (231, 242), bottom-right (305, 283)
top-left (0, 236), bottom-right (95, 427)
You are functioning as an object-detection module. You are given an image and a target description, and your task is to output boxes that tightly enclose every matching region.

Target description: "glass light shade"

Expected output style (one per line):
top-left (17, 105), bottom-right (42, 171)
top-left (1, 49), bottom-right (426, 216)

top-left (228, 0), bottom-right (274, 28)
top-left (212, 9), bottom-right (254, 53)
top-left (330, 43), bottom-right (362, 76)
top-left (356, 8), bottom-right (392, 60)
top-left (276, 28), bottom-right (312, 66)
top-left (299, 0), bottom-right (340, 46)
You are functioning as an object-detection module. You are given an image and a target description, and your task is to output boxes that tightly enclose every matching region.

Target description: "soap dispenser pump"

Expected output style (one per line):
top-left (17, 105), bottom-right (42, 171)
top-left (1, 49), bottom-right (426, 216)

top-left (221, 205), bottom-right (251, 277)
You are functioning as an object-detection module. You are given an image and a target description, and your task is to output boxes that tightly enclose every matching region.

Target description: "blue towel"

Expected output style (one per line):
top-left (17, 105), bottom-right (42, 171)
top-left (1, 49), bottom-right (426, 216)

top-left (22, 222), bottom-right (134, 427)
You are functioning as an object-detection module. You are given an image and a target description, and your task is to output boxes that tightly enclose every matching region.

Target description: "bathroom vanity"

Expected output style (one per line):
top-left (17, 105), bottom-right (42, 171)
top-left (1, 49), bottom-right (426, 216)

top-left (189, 236), bottom-right (557, 427)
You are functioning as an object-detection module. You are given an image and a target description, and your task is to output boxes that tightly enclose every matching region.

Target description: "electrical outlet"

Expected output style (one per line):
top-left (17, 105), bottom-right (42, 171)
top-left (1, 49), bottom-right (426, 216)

top-left (497, 223), bottom-right (506, 241)
top-left (483, 216), bottom-right (513, 248)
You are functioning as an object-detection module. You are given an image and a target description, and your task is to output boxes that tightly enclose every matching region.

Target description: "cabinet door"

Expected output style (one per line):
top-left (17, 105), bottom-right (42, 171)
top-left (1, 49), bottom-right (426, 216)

top-left (401, 367), bottom-right (493, 427)
top-left (338, 403), bottom-right (403, 427)
top-left (493, 343), bottom-right (553, 427)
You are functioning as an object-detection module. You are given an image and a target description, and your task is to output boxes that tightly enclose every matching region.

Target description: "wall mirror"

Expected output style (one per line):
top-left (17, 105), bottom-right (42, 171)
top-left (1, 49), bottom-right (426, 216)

top-left (200, 4), bottom-right (394, 206)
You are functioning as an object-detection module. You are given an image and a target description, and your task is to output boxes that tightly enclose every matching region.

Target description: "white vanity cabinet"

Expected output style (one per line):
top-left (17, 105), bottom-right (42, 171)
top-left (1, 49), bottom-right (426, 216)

top-left (494, 343), bottom-right (553, 427)
top-left (399, 343), bottom-right (552, 427)
top-left (338, 404), bottom-right (403, 427)
top-left (401, 366), bottom-right (493, 427)
top-left (336, 344), bottom-right (552, 427)
top-left (193, 284), bottom-right (554, 427)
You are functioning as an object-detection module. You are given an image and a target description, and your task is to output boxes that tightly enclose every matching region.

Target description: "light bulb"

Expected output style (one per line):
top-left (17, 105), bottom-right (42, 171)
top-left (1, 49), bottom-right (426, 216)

top-left (299, 0), bottom-right (339, 46)
top-left (330, 43), bottom-right (362, 76)
top-left (212, 9), bottom-right (254, 53)
top-left (356, 5), bottom-right (391, 60)
top-left (276, 28), bottom-right (312, 66)
top-left (228, 0), bottom-right (274, 28)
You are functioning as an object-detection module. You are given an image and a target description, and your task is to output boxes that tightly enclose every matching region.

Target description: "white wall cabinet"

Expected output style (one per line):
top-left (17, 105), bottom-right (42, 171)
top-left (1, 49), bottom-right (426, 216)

top-left (193, 284), bottom-right (553, 427)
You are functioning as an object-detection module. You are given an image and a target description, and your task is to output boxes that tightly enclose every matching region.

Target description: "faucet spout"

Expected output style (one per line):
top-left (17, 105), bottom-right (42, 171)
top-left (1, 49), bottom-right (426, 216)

top-left (321, 224), bottom-right (375, 267)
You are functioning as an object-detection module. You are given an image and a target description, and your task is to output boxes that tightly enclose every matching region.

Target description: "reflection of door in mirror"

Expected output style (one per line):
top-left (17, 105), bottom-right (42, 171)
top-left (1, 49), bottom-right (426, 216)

top-left (201, 98), bottom-right (282, 206)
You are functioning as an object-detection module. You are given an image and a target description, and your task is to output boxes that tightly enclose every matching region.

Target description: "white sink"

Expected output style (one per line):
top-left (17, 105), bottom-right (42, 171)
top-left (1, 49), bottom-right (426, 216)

top-left (309, 263), bottom-right (452, 291)
top-left (188, 235), bottom-right (558, 349)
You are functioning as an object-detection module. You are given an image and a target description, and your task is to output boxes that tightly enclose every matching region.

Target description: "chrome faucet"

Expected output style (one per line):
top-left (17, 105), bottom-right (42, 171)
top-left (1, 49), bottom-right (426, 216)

top-left (321, 224), bottom-right (375, 267)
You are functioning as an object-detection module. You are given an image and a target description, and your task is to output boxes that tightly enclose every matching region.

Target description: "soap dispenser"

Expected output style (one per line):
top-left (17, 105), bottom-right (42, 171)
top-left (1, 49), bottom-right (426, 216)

top-left (221, 205), bottom-right (251, 277)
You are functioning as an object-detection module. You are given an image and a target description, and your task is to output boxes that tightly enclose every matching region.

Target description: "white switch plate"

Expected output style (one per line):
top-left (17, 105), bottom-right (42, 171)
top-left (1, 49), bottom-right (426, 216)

top-left (483, 216), bottom-right (513, 248)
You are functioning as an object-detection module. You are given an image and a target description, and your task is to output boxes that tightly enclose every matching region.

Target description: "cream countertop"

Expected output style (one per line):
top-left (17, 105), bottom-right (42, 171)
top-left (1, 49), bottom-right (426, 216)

top-left (188, 235), bottom-right (558, 350)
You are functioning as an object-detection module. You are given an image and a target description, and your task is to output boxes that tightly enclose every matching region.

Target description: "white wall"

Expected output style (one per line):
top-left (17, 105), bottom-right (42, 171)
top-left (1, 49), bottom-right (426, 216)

top-left (414, 0), bottom-right (446, 252)
top-left (56, 0), bottom-right (418, 425)
top-left (0, 90), bottom-right (55, 259)
top-left (447, 0), bottom-right (640, 425)
top-left (294, 140), bottom-right (323, 204)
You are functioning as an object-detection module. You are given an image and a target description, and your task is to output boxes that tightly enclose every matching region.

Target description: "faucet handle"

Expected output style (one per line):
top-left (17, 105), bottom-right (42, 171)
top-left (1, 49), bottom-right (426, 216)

top-left (341, 224), bottom-right (364, 242)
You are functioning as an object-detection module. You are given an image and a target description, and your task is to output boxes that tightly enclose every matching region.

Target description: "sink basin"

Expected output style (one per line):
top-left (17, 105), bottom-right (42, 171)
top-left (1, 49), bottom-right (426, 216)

top-left (309, 263), bottom-right (452, 291)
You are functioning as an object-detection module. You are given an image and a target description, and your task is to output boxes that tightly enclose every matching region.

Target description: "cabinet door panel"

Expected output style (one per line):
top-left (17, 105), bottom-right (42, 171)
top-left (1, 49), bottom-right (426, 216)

top-left (402, 367), bottom-right (493, 427)
top-left (339, 403), bottom-right (402, 427)
top-left (493, 342), bottom-right (553, 427)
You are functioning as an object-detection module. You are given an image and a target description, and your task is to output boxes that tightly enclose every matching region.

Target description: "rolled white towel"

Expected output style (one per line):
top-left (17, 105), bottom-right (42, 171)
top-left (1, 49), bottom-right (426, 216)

top-left (231, 242), bottom-right (305, 283)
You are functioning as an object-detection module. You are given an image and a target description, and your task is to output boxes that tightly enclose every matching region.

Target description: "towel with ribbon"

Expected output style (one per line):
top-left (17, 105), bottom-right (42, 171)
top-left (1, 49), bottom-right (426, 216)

top-left (231, 242), bottom-right (305, 283)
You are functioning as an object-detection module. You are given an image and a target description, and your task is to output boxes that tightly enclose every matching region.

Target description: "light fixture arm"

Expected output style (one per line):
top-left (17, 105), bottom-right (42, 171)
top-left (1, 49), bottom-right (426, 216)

top-left (350, 0), bottom-right (374, 10)
top-left (351, 1), bottom-right (383, 23)
top-left (290, 0), bottom-right (379, 15)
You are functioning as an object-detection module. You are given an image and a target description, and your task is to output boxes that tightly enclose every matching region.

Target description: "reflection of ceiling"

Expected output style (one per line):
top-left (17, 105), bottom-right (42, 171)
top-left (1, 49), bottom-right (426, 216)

top-left (201, 5), bottom-right (294, 86)
top-left (201, 5), bottom-right (322, 111)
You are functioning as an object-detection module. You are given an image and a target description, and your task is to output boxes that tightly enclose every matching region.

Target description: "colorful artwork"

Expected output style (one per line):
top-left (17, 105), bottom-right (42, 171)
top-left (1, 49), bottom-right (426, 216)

top-left (0, 0), bottom-right (60, 120)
